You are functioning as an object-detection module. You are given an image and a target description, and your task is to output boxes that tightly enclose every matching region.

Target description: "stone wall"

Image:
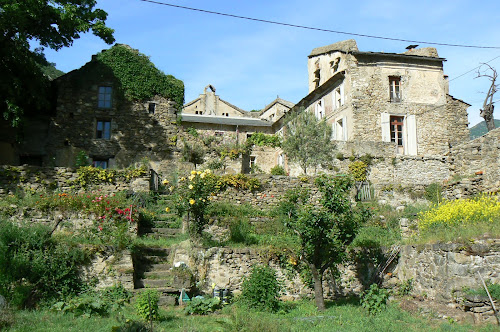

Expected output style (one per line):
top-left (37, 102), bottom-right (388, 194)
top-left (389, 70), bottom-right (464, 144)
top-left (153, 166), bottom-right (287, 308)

top-left (450, 127), bottom-right (500, 193)
top-left (397, 240), bottom-right (500, 301)
top-left (0, 165), bottom-right (149, 195)
top-left (82, 250), bottom-right (135, 290)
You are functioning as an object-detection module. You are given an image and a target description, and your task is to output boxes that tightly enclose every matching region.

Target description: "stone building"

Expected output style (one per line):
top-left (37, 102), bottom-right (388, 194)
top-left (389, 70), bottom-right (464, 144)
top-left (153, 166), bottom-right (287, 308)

top-left (44, 45), bottom-right (181, 169)
top-left (292, 39), bottom-right (470, 157)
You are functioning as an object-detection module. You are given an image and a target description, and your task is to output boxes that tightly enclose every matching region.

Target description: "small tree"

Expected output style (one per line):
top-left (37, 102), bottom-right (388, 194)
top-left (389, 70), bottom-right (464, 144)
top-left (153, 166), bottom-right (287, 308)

top-left (278, 174), bottom-right (367, 310)
top-left (181, 140), bottom-right (205, 170)
top-left (282, 111), bottom-right (335, 174)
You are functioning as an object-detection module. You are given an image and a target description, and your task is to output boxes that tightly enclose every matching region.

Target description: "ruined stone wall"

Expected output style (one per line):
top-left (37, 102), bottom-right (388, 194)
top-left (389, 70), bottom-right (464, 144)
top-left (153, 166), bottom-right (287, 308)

top-left (0, 165), bottom-right (149, 195)
top-left (397, 240), bottom-right (500, 301)
top-left (450, 127), bottom-right (500, 193)
top-left (47, 61), bottom-right (179, 168)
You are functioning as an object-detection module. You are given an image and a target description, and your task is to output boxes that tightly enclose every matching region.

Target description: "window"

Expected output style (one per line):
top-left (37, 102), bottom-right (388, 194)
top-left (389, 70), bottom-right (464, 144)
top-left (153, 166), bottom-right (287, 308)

top-left (313, 68), bottom-right (321, 88)
top-left (98, 86), bottom-right (112, 108)
top-left (249, 156), bottom-right (256, 168)
top-left (148, 103), bottom-right (156, 114)
top-left (390, 116), bottom-right (404, 154)
top-left (96, 120), bottom-right (111, 139)
top-left (389, 77), bottom-right (401, 102)
top-left (332, 117), bottom-right (347, 141)
top-left (93, 159), bottom-right (108, 169)
top-left (315, 100), bottom-right (324, 119)
top-left (333, 84), bottom-right (344, 109)
top-left (278, 153), bottom-right (285, 167)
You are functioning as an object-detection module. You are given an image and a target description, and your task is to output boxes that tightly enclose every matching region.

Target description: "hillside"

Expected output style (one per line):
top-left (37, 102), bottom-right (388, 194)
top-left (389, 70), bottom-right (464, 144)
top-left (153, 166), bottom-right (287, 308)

top-left (470, 119), bottom-right (500, 139)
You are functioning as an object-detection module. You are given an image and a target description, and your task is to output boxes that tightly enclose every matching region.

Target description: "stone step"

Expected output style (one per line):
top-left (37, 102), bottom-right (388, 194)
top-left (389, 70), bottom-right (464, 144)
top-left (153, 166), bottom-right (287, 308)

top-left (138, 247), bottom-right (171, 256)
top-left (151, 220), bottom-right (179, 228)
top-left (149, 263), bottom-right (173, 272)
top-left (144, 270), bottom-right (174, 278)
top-left (151, 227), bottom-right (181, 234)
top-left (142, 279), bottom-right (175, 288)
top-left (138, 255), bottom-right (170, 264)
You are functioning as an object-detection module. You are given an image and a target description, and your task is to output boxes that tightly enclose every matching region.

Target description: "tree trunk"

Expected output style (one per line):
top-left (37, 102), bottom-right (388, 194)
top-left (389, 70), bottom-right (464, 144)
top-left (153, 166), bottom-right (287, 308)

top-left (481, 104), bottom-right (496, 132)
top-left (310, 264), bottom-right (326, 311)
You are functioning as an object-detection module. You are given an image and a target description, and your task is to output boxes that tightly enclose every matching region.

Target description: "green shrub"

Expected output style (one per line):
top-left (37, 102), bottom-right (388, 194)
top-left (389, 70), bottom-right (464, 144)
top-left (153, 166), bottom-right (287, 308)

top-left (270, 165), bottom-right (287, 176)
top-left (240, 265), bottom-right (282, 312)
top-left (135, 289), bottom-right (160, 321)
top-left (184, 296), bottom-right (221, 315)
top-left (52, 284), bottom-right (131, 317)
top-left (75, 151), bottom-right (90, 168)
top-left (424, 182), bottom-right (442, 203)
top-left (361, 284), bottom-right (391, 314)
top-left (466, 281), bottom-right (500, 301)
top-left (0, 220), bottom-right (88, 308)
top-left (229, 220), bottom-right (257, 245)
top-left (0, 306), bottom-right (14, 330)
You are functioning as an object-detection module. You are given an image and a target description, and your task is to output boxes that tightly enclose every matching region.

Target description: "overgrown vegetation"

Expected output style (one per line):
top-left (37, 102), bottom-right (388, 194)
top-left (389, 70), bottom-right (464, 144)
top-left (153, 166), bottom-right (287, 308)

top-left (96, 44), bottom-right (184, 107)
top-left (0, 220), bottom-right (89, 308)
top-left (240, 265), bottom-right (283, 312)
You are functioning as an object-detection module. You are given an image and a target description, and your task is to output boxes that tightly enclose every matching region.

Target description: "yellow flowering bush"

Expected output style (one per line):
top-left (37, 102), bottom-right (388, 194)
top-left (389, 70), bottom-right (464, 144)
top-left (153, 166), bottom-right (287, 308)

top-left (418, 194), bottom-right (500, 232)
top-left (175, 169), bottom-right (220, 236)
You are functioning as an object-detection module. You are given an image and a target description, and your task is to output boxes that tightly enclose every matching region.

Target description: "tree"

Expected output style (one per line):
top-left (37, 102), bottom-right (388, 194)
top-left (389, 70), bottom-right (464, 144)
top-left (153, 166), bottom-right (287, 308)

top-left (278, 174), bottom-right (367, 310)
top-left (181, 140), bottom-right (206, 170)
top-left (476, 64), bottom-right (498, 132)
top-left (0, 1), bottom-right (115, 126)
top-left (282, 111), bottom-right (335, 174)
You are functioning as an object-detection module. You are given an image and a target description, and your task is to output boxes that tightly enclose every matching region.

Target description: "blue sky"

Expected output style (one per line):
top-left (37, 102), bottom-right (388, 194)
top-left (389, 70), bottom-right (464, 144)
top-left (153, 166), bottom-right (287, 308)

top-left (43, 0), bottom-right (500, 126)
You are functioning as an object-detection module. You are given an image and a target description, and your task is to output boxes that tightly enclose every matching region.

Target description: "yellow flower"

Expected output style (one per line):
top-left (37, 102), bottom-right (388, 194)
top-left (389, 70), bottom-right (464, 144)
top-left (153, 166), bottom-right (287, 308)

top-left (169, 186), bottom-right (174, 192)
top-left (162, 179), bottom-right (169, 185)
top-left (188, 184), bottom-right (194, 190)
top-left (204, 169), bottom-right (211, 174)
top-left (180, 177), bottom-right (186, 182)
top-left (189, 199), bottom-right (195, 205)
top-left (200, 172), bottom-right (206, 179)
top-left (191, 170), bottom-right (197, 175)
top-left (165, 207), bottom-right (170, 212)
top-left (197, 171), bottom-right (201, 175)
top-left (189, 175), bottom-right (195, 181)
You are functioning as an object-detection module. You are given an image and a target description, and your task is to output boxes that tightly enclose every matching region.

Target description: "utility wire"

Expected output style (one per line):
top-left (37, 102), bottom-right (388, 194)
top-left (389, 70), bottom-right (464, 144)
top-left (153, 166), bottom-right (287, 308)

top-left (450, 55), bottom-right (500, 82)
top-left (139, 0), bottom-right (500, 49)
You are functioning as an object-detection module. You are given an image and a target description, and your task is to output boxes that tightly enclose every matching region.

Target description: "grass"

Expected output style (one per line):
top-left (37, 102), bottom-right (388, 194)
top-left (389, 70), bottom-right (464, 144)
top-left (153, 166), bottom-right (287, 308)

top-left (4, 299), bottom-right (498, 332)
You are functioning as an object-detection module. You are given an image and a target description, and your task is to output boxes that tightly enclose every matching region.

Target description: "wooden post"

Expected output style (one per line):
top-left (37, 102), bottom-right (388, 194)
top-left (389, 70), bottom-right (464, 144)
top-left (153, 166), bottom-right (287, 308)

top-left (477, 271), bottom-right (499, 325)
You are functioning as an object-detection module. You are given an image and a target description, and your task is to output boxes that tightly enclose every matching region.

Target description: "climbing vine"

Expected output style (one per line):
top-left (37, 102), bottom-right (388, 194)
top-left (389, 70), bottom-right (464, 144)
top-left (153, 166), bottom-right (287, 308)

top-left (96, 44), bottom-right (184, 108)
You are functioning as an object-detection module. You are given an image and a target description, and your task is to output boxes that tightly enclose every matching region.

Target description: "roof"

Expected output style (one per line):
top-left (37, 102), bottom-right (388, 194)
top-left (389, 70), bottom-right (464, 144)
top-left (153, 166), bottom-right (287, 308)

top-left (259, 97), bottom-right (295, 115)
top-left (219, 98), bottom-right (247, 114)
top-left (181, 114), bottom-right (272, 127)
top-left (309, 39), bottom-right (358, 57)
top-left (352, 51), bottom-right (445, 62)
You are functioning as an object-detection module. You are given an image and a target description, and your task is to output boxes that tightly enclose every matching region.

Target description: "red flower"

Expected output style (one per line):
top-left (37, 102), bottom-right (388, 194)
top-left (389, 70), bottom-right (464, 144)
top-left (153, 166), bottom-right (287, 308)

top-left (98, 226), bottom-right (102, 231)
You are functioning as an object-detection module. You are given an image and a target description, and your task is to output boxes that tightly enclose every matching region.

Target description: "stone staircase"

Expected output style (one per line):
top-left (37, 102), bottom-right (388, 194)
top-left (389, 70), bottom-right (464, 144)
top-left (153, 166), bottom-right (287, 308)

top-left (133, 196), bottom-right (191, 305)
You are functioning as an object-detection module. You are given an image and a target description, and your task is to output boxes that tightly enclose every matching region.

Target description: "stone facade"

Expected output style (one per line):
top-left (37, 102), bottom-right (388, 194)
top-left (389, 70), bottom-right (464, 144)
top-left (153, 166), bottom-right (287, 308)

top-left (295, 39), bottom-right (470, 159)
top-left (47, 55), bottom-right (179, 169)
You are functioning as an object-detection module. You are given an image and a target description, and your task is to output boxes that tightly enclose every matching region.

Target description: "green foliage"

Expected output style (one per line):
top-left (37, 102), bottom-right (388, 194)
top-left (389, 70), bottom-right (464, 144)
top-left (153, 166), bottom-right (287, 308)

top-left (229, 220), bottom-right (258, 245)
top-left (184, 297), bottom-right (222, 315)
top-left (72, 166), bottom-right (147, 188)
top-left (52, 284), bottom-right (131, 317)
top-left (361, 284), bottom-right (391, 314)
top-left (278, 174), bottom-right (367, 310)
top-left (181, 140), bottom-right (206, 169)
top-left (282, 111), bottom-right (335, 174)
top-left (1, 0), bottom-right (114, 127)
top-left (240, 265), bottom-right (282, 312)
top-left (186, 127), bottom-right (199, 137)
top-left (96, 44), bottom-right (184, 107)
top-left (398, 278), bottom-right (414, 296)
top-left (466, 281), bottom-right (500, 301)
top-left (270, 165), bottom-right (287, 176)
top-left (348, 160), bottom-right (368, 182)
top-left (135, 289), bottom-right (160, 321)
top-left (424, 182), bottom-right (443, 203)
top-left (0, 220), bottom-right (88, 308)
top-left (246, 132), bottom-right (282, 148)
top-left (75, 151), bottom-right (90, 168)
top-left (219, 174), bottom-right (262, 191)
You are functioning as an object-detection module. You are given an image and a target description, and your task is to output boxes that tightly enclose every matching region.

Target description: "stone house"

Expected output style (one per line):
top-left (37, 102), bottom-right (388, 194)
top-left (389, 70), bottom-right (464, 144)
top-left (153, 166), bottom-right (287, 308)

top-left (291, 39), bottom-right (470, 157)
top-left (44, 45), bottom-right (181, 169)
top-left (182, 86), bottom-right (293, 173)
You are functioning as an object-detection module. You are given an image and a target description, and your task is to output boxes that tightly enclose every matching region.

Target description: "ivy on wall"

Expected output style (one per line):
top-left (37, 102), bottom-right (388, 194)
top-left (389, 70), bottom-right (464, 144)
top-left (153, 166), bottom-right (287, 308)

top-left (96, 44), bottom-right (184, 108)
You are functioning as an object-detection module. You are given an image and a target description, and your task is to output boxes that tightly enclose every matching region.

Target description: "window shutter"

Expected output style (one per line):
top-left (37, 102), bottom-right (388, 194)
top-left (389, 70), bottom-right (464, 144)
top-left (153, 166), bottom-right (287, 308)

top-left (381, 112), bottom-right (390, 142)
top-left (340, 83), bottom-right (345, 106)
top-left (332, 122), bottom-right (337, 140)
top-left (342, 116), bottom-right (348, 141)
top-left (406, 115), bottom-right (418, 155)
